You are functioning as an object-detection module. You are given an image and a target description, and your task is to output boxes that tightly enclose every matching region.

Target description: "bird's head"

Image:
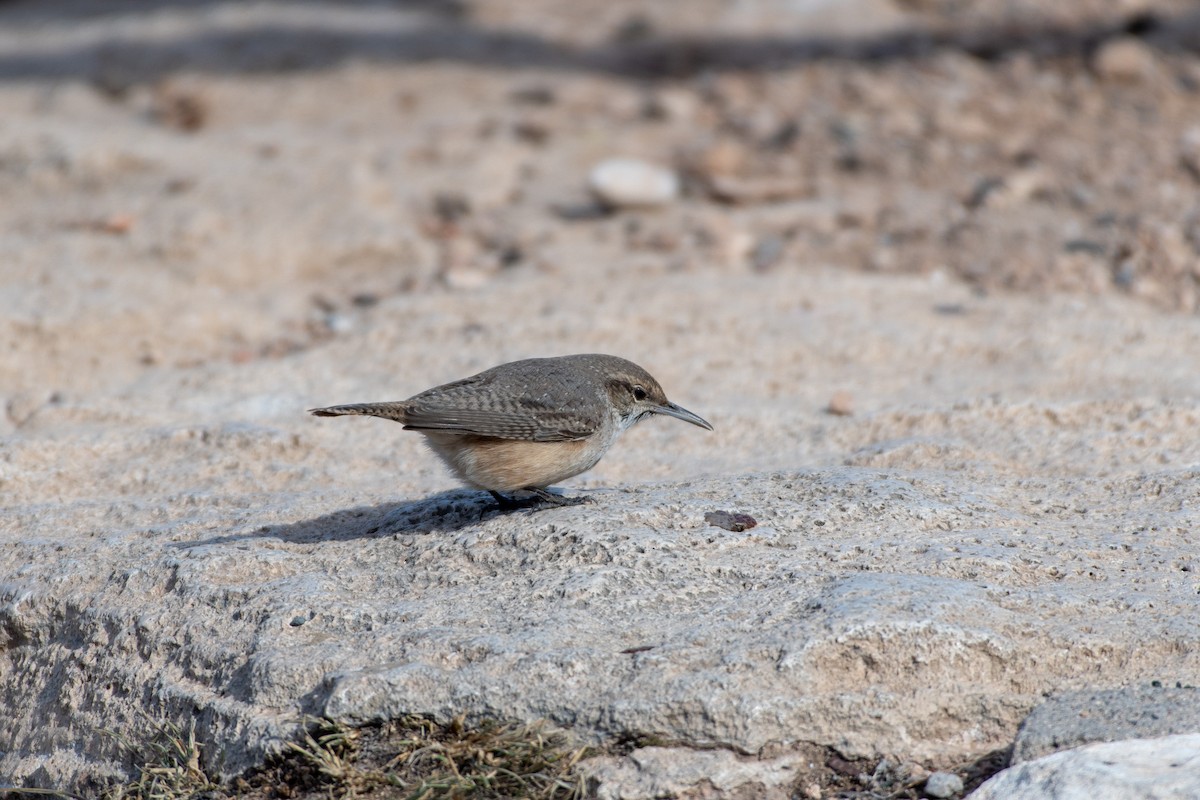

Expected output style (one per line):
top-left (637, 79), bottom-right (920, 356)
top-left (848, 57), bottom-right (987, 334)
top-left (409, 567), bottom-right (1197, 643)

top-left (599, 357), bottom-right (713, 434)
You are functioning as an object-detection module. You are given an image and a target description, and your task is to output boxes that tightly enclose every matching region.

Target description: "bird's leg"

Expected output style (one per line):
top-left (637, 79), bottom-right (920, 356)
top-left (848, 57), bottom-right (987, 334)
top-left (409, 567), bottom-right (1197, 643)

top-left (488, 490), bottom-right (522, 511)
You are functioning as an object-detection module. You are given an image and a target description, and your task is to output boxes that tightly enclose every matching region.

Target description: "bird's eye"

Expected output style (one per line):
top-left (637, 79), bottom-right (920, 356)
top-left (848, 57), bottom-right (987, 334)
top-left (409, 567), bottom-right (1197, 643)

top-left (632, 386), bottom-right (647, 401)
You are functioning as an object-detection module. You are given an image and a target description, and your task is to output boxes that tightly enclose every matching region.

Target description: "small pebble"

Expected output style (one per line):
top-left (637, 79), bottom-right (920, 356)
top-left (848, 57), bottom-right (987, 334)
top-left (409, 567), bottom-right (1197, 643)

top-left (442, 267), bottom-right (492, 291)
top-left (704, 510), bottom-right (758, 532)
top-left (751, 234), bottom-right (785, 271)
top-left (1178, 127), bottom-right (1200, 180)
top-left (697, 139), bottom-right (748, 177)
top-left (323, 312), bottom-right (354, 334)
top-left (826, 391), bottom-right (854, 416)
top-left (100, 213), bottom-right (135, 235)
top-left (923, 770), bottom-right (964, 798)
top-left (642, 88), bottom-right (696, 122)
top-left (1092, 36), bottom-right (1157, 83)
top-left (933, 303), bottom-right (967, 316)
top-left (153, 83), bottom-right (210, 131)
top-left (588, 157), bottom-right (679, 209)
top-left (510, 84), bottom-right (556, 106)
top-left (706, 174), bottom-right (808, 205)
top-left (513, 117), bottom-right (551, 145)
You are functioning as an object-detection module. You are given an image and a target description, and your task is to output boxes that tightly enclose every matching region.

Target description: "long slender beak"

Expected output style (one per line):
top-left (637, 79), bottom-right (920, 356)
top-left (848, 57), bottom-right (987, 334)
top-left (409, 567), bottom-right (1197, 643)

top-left (652, 401), bottom-right (714, 431)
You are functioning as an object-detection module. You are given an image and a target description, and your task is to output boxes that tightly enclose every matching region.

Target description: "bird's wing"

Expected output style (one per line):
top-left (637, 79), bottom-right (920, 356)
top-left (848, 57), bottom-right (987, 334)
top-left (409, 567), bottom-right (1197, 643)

top-left (400, 406), bottom-right (593, 441)
top-left (399, 375), bottom-right (599, 441)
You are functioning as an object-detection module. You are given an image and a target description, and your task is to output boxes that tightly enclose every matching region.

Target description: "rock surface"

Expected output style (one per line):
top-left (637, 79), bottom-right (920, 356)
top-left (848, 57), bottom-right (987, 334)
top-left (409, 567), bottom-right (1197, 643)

top-left (3, 0), bottom-right (1200, 797)
top-left (4, 268), bottom-right (1199, 793)
top-left (586, 746), bottom-right (815, 800)
top-left (1013, 686), bottom-right (1200, 763)
top-left (971, 734), bottom-right (1200, 800)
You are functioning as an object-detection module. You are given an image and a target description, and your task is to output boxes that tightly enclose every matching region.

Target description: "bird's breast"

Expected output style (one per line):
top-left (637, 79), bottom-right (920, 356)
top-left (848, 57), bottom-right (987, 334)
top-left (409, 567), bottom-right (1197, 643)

top-left (421, 432), bottom-right (613, 491)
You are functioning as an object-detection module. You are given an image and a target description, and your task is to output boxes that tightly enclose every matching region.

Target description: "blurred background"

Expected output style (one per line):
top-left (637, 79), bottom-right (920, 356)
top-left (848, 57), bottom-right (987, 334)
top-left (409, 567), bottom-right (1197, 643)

top-left (4, 0), bottom-right (1200, 459)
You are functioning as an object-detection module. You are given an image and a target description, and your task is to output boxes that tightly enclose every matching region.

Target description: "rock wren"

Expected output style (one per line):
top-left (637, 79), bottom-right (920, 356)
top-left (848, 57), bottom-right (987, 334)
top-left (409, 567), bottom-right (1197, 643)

top-left (310, 353), bottom-right (712, 506)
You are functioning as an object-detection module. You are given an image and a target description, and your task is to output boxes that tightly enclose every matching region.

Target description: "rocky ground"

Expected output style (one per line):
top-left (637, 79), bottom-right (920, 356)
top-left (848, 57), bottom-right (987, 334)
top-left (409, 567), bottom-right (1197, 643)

top-left (2, 1), bottom-right (1200, 798)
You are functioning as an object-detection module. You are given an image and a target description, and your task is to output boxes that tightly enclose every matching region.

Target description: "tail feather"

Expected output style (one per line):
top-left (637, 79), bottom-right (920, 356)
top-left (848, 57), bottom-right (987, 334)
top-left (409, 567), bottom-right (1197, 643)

top-left (309, 402), bottom-right (408, 422)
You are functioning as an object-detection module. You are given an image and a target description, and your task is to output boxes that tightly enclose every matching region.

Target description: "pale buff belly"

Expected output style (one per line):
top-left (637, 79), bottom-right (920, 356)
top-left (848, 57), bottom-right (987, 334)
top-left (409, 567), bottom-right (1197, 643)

top-left (421, 433), bottom-right (607, 492)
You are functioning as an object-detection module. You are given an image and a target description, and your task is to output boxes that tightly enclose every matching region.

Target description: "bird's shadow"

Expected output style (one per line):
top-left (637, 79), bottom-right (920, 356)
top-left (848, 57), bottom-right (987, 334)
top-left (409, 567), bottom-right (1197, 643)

top-left (178, 489), bottom-right (562, 549)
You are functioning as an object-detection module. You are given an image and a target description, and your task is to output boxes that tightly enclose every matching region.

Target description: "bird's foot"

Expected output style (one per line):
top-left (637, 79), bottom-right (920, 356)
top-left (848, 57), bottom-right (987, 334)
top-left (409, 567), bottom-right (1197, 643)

top-left (487, 488), bottom-right (592, 512)
top-left (525, 487), bottom-right (593, 507)
top-left (488, 490), bottom-right (526, 512)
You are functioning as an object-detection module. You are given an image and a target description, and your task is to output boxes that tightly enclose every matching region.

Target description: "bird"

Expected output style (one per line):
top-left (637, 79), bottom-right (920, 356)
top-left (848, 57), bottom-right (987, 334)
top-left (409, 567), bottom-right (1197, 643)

top-left (309, 353), bottom-right (713, 507)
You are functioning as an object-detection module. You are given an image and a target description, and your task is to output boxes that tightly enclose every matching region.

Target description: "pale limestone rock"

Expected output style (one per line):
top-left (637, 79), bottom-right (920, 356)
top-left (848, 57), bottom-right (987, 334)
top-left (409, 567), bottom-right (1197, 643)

top-left (586, 747), bottom-right (809, 800)
top-left (972, 734), bottom-right (1200, 800)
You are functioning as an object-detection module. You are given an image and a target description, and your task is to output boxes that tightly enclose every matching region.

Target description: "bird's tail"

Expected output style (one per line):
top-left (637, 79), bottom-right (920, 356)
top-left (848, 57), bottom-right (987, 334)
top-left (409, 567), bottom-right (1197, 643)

top-left (308, 402), bottom-right (409, 422)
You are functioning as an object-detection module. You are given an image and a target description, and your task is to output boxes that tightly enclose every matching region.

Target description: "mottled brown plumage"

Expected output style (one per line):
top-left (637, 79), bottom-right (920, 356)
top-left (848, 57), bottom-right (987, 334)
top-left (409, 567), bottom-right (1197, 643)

top-left (310, 354), bottom-right (713, 505)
